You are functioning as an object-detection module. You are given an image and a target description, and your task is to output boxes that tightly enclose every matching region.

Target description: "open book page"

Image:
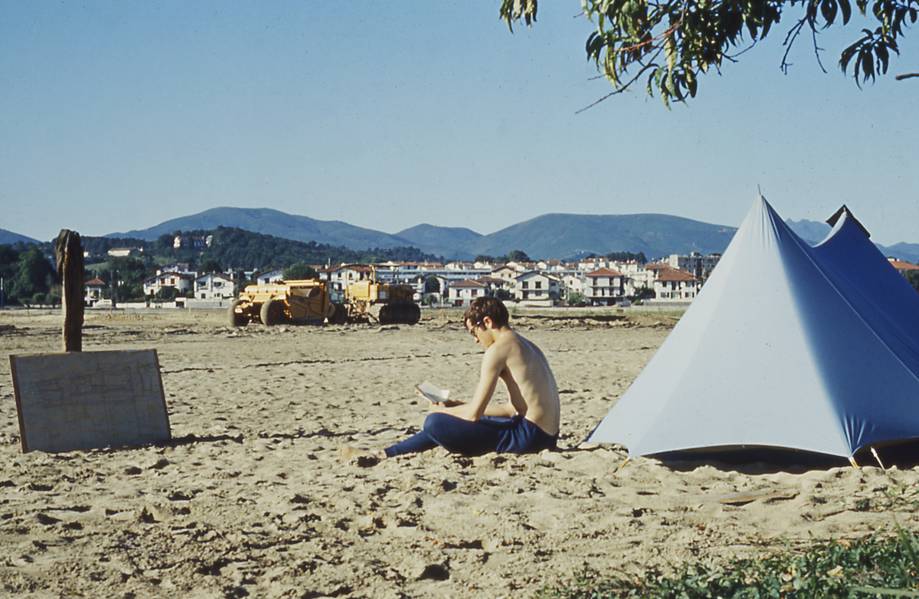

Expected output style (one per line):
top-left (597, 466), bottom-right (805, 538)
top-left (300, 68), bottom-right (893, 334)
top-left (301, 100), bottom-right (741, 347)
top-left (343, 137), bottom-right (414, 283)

top-left (415, 381), bottom-right (450, 403)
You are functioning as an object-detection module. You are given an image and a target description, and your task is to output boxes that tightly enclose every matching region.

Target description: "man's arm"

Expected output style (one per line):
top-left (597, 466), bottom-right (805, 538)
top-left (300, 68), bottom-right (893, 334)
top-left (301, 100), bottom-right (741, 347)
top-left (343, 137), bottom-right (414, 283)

top-left (432, 346), bottom-right (504, 421)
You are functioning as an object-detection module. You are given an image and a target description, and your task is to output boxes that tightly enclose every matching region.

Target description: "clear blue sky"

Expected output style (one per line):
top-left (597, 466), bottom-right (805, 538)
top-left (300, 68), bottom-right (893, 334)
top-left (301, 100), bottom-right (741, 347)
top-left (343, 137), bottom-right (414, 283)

top-left (1, 2), bottom-right (916, 245)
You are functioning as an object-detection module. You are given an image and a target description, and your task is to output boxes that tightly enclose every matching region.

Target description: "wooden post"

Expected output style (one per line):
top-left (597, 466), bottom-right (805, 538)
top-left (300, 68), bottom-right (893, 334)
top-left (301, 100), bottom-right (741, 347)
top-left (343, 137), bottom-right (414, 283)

top-left (54, 229), bottom-right (84, 352)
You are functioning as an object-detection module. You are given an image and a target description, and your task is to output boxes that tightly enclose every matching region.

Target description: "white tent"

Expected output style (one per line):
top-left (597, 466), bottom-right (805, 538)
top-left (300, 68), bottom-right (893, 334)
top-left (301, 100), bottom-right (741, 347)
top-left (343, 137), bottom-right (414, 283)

top-left (589, 196), bottom-right (919, 459)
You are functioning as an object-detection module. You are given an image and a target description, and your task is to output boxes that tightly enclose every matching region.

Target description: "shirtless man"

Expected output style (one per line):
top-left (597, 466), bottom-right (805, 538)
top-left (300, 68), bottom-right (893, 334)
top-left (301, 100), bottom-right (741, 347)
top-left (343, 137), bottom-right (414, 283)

top-left (379, 296), bottom-right (560, 458)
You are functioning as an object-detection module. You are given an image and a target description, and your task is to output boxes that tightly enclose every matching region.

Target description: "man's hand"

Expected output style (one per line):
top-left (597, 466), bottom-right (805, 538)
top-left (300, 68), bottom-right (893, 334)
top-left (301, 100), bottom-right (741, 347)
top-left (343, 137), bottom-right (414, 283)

top-left (428, 399), bottom-right (464, 412)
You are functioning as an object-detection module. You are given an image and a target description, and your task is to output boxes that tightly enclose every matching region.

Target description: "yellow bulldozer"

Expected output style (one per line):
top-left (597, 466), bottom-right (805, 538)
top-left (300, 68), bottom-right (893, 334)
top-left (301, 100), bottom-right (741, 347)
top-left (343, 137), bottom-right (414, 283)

top-left (228, 279), bottom-right (347, 327)
top-left (228, 274), bottom-right (420, 326)
top-left (343, 278), bottom-right (421, 325)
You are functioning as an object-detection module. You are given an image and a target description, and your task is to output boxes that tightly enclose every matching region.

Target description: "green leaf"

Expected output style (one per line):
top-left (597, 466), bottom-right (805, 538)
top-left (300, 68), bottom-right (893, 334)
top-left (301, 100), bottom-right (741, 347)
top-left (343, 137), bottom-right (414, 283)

top-left (686, 69), bottom-right (698, 97)
top-left (839, 0), bottom-right (852, 23)
top-left (821, 0), bottom-right (838, 26)
top-left (746, 17), bottom-right (759, 40)
top-left (875, 42), bottom-right (889, 73)
top-left (665, 34), bottom-right (676, 73)
top-left (861, 47), bottom-right (875, 81)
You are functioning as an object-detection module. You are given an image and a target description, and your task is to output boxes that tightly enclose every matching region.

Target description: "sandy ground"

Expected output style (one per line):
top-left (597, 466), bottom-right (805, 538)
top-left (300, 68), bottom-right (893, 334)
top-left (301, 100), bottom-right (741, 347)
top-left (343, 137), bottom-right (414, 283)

top-left (0, 307), bottom-right (917, 598)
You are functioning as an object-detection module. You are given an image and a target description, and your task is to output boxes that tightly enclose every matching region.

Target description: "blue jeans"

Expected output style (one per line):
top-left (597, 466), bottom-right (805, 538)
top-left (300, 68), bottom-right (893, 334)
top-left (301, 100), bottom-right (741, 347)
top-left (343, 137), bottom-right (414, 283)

top-left (385, 413), bottom-right (558, 458)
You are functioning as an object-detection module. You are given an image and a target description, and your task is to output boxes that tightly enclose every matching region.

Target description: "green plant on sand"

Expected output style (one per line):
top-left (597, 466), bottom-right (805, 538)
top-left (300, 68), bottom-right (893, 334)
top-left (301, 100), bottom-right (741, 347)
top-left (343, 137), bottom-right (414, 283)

top-left (538, 528), bottom-right (919, 598)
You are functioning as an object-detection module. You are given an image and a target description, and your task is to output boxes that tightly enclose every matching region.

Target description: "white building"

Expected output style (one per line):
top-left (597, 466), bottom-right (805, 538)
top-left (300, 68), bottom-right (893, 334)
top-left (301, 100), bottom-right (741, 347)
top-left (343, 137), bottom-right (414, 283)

top-left (194, 273), bottom-right (236, 300)
top-left (447, 279), bottom-right (489, 307)
top-left (143, 272), bottom-right (194, 297)
top-left (490, 265), bottom-right (521, 287)
top-left (157, 263), bottom-right (196, 277)
top-left (256, 269), bottom-right (285, 285)
top-left (84, 277), bottom-right (106, 306)
top-left (584, 267), bottom-right (626, 305)
top-left (652, 268), bottom-right (699, 302)
top-left (561, 272), bottom-right (585, 299)
top-left (107, 247), bottom-right (142, 258)
top-left (320, 264), bottom-right (374, 302)
top-left (666, 252), bottom-right (721, 281)
top-left (173, 235), bottom-right (212, 250)
top-left (514, 271), bottom-right (561, 305)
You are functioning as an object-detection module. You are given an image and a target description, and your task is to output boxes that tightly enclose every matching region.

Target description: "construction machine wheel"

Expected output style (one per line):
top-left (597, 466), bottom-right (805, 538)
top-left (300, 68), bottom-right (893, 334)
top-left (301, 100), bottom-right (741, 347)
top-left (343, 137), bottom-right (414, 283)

top-left (379, 303), bottom-right (420, 325)
top-left (329, 303), bottom-right (348, 325)
top-left (228, 300), bottom-right (247, 327)
top-left (406, 303), bottom-right (421, 325)
top-left (260, 299), bottom-right (285, 326)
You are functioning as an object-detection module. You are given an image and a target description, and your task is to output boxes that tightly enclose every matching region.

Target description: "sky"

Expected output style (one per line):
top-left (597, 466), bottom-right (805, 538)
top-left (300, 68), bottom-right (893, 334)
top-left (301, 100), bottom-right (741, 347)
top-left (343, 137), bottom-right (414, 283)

top-left (1, 2), bottom-right (917, 245)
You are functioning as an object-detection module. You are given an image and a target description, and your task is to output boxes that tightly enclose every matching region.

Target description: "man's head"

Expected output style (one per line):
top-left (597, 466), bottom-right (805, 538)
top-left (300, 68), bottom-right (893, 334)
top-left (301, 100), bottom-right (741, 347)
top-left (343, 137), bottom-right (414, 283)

top-left (463, 297), bottom-right (509, 346)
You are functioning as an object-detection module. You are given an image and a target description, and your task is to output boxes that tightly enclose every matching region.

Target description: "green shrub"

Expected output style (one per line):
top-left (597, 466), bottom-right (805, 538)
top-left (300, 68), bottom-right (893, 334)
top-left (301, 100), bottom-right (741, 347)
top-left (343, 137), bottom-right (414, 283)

top-left (538, 529), bottom-right (919, 599)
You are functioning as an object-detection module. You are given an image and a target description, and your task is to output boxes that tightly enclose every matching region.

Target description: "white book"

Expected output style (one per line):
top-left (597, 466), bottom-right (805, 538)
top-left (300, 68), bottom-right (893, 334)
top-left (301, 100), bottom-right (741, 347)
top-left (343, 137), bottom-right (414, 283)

top-left (415, 381), bottom-right (450, 404)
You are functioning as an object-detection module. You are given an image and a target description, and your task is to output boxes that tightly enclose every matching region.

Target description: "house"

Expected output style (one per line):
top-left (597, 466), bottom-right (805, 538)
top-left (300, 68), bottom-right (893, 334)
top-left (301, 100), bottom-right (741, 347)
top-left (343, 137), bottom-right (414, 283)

top-left (173, 234), bottom-right (212, 249)
top-left (584, 267), bottom-right (626, 305)
top-left (107, 247), bottom-right (142, 258)
top-left (514, 271), bottom-right (561, 305)
top-left (143, 272), bottom-right (194, 297)
top-left (560, 272), bottom-right (585, 299)
top-left (666, 252), bottom-right (722, 281)
top-left (157, 263), bottom-right (196, 277)
top-left (612, 261), bottom-right (655, 296)
top-left (415, 274), bottom-right (449, 304)
top-left (194, 273), bottom-right (236, 300)
top-left (84, 277), bottom-right (107, 306)
top-left (578, 257), bottom-right (609, 272)
top-left (256, 269), bottom-right (285, 285)
top-left (446, 279), bottom-right (489, 307)
top-left (445, 261), bottom-right (475, 271)
top-left (652, 268), bottom-right (699, 301)
top-left (536, 259), bottom-right (564, 272)
top-left (490, 265), bottom-right (521, 287)
top-left (322, 264), bottom-right (374, 302)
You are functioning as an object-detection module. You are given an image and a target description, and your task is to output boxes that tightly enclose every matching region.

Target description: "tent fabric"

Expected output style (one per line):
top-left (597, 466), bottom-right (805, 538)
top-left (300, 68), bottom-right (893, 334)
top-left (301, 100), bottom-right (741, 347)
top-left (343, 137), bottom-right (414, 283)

top-left (588, 196), bottom-right (919, 458)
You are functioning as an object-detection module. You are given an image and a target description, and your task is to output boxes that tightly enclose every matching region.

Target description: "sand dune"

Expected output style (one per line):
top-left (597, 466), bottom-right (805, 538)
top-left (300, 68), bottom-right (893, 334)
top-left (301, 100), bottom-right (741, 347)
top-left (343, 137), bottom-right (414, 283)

top-left (1, 308), bottom-right (916, 598)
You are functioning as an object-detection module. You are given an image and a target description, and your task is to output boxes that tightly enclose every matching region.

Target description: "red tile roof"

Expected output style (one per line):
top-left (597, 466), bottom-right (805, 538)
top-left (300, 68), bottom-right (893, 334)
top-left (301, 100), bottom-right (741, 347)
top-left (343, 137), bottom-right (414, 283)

top-left (586, 268), bottom-right (624, 277)
top-left (478, 276), bottom-right (505, 285)
top-left (657, 268), bottom-right (696, 282)
top-left (451, 279), bottom-right (487, 288)
top-left (889, 259), bottom-right (919, 271)
top-left (85, 277), bottom-right (106, 286)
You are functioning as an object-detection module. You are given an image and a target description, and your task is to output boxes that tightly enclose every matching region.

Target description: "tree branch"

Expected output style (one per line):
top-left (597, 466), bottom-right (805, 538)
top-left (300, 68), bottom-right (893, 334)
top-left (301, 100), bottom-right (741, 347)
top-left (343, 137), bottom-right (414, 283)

top-left (895, 72), bottom-right (919, 80)
top-left (781, 17), bottom-right (809, 74)
top-left (811, 25), bottom-right (828, 73)
top-left (576, 49), bottom-right (664, 114)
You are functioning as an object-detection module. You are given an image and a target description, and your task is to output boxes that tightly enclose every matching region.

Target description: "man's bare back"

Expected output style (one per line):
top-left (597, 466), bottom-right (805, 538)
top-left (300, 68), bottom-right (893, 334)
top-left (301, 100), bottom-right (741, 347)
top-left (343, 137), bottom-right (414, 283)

top-left (477, 328), bottom-right (560, 435)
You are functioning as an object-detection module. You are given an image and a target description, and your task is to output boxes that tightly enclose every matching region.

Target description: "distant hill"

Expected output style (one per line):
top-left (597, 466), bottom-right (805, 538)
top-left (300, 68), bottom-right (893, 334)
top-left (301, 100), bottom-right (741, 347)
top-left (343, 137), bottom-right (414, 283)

top-left (786, 219), bottom-right (831, 244)
top-left (0, 228), bottom-right (39, 245)
top-left (395, 224), bottom-right (483, 259)
top-left (469, 213), bottom-right (738, 260)
top-left (106, 207), bottom-right (415, 250)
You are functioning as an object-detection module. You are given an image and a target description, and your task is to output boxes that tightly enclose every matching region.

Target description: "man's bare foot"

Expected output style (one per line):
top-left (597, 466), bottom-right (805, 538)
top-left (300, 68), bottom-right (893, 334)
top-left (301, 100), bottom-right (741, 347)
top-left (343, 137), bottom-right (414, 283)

top-left (339, 445), bottom-right (385, 467)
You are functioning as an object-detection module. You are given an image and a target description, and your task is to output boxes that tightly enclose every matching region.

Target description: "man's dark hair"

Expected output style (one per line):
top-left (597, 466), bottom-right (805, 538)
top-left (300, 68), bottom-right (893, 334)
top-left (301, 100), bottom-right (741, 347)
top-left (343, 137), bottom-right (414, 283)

top-left (464, 296), bottom-right (509, 329)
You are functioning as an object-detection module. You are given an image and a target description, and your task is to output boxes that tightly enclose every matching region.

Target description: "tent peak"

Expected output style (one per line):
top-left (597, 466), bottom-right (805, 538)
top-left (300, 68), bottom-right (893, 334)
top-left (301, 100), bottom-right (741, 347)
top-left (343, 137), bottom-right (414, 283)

top-left (826, 205), bottom-right (871, 239)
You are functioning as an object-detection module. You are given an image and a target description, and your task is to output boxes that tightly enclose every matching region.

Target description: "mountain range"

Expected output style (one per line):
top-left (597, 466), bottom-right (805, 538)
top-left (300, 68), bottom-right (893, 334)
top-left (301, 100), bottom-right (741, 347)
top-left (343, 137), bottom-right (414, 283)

top-left (0, 228), bottom-right (39, 245)
top-left (4, 207), bottom-right (919, 263)
top-left (106, 207), bottom-right (740, 260)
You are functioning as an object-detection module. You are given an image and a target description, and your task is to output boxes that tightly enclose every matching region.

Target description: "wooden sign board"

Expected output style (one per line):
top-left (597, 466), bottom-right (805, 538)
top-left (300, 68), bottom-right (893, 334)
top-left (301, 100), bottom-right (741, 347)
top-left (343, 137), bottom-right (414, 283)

top-left (9, 350), bottom-right (171, 453)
